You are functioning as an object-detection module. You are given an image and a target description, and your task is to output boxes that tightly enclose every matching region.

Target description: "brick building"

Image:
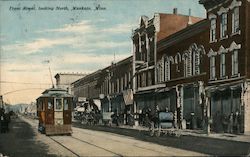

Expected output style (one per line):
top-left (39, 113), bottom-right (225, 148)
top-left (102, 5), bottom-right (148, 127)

top-left (156, 19), bottom-right (210, 130)
top-left (71, 56), bottom-right (133, 124)
top-left (70, 0), bottom-right (250, 133)
top-left (99, 57), bottom-right (133, 124)
top-left (132, 10), bottom-right (204, 126)
top-left (199, 0), bottom-right (250, 134)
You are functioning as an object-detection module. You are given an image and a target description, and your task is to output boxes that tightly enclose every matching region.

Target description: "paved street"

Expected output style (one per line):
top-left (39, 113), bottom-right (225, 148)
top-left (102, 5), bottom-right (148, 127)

top-left (0, 116), bottom-right (206, 156)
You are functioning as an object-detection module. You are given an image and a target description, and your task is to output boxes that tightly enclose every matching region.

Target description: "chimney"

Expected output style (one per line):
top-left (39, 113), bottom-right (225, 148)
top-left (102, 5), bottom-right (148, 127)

top-left (188, 8), bottom-right (193, 26)
top-left (173, 8), bottom-right (178, 15)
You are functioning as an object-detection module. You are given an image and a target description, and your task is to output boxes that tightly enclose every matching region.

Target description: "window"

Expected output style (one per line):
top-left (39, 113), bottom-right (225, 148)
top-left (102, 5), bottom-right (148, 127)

top-left (117, 79), bottom-right (120, 93)
top-left (120, 77), bottom-right (124, 91)
top-left (161, 58), bottom-right (164, 82)
top-left (63, 98), bottom-right (69, 110)
top-left (210, 56), bottom-right (216, 79)
top-left (232, 50), bottom-right (238, 76)
top-left (48, 98), bottom-right (53, 110)
top-left (232, 7), bottom-right (240, 33)
top-left (37, 100), bottom-right (43, 111)
top-left (193, 51), bottom-right (200, 75)
top-left (164, 58), bottom-right (170, 81)
top-left (210, 19), bottom-right (216, 42)
top-left (157, 59), bottom-right (164, 83)
top-left (220, 53), bottom-right (226, 77)
top-left (220, 13), bottom-right (227, 38)
top-left (184, 53), bottom-right (192, 77)
top-left (55, 98), bottom-right (62, 110)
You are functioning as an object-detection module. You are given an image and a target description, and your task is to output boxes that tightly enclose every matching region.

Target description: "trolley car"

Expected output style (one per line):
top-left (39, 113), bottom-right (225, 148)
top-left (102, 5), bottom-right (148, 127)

top-left (37, 88), bottom-right (73, 135)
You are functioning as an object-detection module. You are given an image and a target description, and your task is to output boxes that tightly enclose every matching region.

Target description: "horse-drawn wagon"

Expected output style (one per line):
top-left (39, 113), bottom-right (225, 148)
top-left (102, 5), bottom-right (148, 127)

top-left (149, 111), bottom-right (181, 137)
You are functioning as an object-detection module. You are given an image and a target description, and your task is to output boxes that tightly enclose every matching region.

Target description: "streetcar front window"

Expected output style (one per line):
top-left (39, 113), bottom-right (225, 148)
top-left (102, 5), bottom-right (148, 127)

top-left (55, 98), bottom-right (62, 110)
top-left (64, 98), bottom-right (69, 110)
top-left (48, 98), bottom-right (53, 110)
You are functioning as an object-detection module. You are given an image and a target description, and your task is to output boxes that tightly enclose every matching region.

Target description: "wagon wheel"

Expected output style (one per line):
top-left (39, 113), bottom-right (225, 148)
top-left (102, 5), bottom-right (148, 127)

top-left (176, 131), bottom-right (181, 137)
top-left (155, 125), bottom-right (161, 137)
top-left (149, 122), bottom-right (155, 136)
top-left (155, 130), bottom-right (161, 137)
top-left (149, 129), bottom-right (154, 137)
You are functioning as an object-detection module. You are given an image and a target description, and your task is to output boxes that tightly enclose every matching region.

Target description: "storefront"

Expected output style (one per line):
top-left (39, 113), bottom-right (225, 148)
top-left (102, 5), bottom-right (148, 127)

top-left (183, 85), bottom-right (203, 129)
top-left (210, 85), bottom-right (243, 133)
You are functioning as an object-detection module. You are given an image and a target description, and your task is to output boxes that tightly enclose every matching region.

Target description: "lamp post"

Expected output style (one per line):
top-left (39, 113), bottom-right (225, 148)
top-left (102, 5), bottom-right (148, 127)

top-left (106, 70), bottom-right (111, 112)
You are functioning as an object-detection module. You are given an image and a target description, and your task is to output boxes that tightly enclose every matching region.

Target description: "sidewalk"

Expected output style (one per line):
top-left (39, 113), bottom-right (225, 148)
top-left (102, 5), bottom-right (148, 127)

top-left (117, 124), bottom-right (250, 143)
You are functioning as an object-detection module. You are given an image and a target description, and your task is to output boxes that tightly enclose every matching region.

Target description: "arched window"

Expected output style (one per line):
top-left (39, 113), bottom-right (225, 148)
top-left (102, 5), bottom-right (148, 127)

top-left (183, 51), bottom-right (192, 77)
top-left (164, 57), bottom-right (170, 81)
top-left (193, 46), bottom-right (201, 75)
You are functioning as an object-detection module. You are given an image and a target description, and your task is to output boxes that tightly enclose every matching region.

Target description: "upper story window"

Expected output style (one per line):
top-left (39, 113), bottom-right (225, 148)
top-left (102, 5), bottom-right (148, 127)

top-left (164, 57), bottom-right (170, 81)
top-left (193, 49), bottom-right (201, 75)
top-left (232, 7), bottom-right (240, 34)
top-left (210, 56), bottom-right (216, 80)
top-left (228, 41), bottom-right (241, 77)
top-left (210, 18), bottom-right (216, 42)
top-left (184, 52), bottom-right (192, 77)
top-left (208, 49), bottom-right (217, 80)
top-left (220, 53), bottom-right (226, 77)
top-left (220, 13), bottom-right (228, 38)
top-left (232, 50), bottom-right (238, 76)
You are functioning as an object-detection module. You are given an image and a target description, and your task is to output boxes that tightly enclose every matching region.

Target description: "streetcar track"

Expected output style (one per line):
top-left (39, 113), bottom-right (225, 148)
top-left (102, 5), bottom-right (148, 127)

top-left (71, 136), bottom-right (123, 157)
top-left (49, 136), bottom-right (81, 157)
top-left (74, 128), bottom-right (171, 155)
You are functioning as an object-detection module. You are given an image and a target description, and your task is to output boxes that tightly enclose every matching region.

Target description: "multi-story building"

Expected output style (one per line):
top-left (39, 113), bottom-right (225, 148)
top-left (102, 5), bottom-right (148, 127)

top-left (71, 70), bottom-right (102, 100)
top-left (156, 19), bottom-right (210, 130)
top-left (199, 0), bottom-right (250, 134)
top-left (71, 56), bottom-right (133, 124)
top-left (54, 73), bottom-right (86, 94)
top-left (132, 9), bottom-right (204, 126)
top-left (99, 57), bottom-right (133, 125)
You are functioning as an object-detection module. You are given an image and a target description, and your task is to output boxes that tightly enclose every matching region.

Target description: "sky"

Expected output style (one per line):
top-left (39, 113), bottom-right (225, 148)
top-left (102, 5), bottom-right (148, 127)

top-left (0, 0), bottom-right (206, 104)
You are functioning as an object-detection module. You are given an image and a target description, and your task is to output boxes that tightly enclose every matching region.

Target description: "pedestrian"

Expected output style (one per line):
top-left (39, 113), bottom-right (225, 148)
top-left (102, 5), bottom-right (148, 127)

top-left (228, 112), bottom-right (234, 133)
top-left (234, 110), bottom-right (240, 134)
top-left (0, 108), bottom-right (3, 133)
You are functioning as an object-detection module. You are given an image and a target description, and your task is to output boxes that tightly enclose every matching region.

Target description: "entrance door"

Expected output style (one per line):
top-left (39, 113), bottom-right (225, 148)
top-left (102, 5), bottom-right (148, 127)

top-left (54, 98), bottom-right (63, 125)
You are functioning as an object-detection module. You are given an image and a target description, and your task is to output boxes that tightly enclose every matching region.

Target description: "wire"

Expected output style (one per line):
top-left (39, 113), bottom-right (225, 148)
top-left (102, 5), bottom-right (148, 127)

top-left (2, 88), bottom-right (46, 96)
top-left (0, 81), bottom-right (51, 85)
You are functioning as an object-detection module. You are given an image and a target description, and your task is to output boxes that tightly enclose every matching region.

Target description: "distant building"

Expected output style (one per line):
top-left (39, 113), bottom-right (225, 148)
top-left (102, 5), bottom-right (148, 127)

top-left (54, 73), bottom-right (87, 94)
top-left (71, 56), bottom-right (133, 122)
top-left (0, 95), bottom-right (3, 108)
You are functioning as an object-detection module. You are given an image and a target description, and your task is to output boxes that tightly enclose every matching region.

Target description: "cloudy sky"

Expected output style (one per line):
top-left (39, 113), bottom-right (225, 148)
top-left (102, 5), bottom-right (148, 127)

top-left (0, 0), bottom-right (206, 104)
